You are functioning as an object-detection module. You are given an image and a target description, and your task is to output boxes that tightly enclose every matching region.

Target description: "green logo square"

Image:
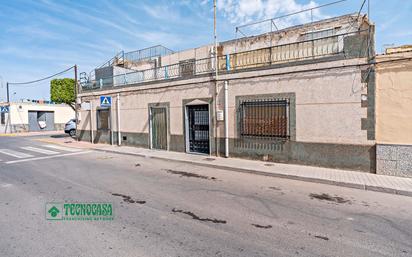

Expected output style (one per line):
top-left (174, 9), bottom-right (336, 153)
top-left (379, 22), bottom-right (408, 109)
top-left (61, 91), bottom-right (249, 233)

top-left (46, 203), bottom-right (63, 220)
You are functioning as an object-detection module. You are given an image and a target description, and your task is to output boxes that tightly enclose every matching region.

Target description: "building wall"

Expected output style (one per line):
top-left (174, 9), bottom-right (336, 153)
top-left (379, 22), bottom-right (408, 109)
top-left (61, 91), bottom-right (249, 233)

top-left (155, 14), bottom-right (368, 69)
top-left (156, 13), bottom-right (367, 67)
top-left (78, 13), bottom-right (375, 172)
top-left (375, 52), bottom-right (412, 177)
top-left (221, 66), bottom-right (368, 144)
top-left (7, 103), bottom-right (75, 132)
top-left (78, 57), bottom-right (375, 172)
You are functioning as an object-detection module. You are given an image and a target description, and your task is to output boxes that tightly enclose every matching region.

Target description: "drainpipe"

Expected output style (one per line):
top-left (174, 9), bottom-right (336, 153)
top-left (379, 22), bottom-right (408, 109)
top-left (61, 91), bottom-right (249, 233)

top-left (110, 111), bottom-right (114, 145)
top-left (224, 80), bottom-right (229, 158)
top-left (90, 101), bottom-right (94, 143)
top-left (117, 93), bottom-right (121, 146)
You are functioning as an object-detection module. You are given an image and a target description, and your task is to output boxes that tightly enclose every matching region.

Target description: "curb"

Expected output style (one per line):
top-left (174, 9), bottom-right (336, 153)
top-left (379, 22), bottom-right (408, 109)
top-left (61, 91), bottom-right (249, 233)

top-left (0, 133), bottom-right (67, 138)
top-left (93, 148), bottom-right (412, 198)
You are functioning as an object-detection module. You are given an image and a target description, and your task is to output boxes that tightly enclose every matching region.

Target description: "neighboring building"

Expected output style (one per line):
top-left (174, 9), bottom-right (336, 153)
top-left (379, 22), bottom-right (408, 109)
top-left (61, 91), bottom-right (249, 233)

top-left (0, 100), bottom-right (75, 133)
top-left (77, 13), bottom-right (376, 172)
top-left (375, 46), bottom-right (412, 177)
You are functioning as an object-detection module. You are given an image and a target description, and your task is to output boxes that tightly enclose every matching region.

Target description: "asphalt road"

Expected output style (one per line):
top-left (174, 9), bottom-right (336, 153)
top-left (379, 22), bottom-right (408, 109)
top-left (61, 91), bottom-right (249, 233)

top-left (0, 136), bottom-right (411, 257)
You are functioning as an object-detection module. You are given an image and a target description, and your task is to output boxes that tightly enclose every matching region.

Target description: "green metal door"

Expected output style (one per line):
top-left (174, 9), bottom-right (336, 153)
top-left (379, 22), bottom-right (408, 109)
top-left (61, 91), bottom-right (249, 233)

top-left (151, 107), bottom-right (167, 150)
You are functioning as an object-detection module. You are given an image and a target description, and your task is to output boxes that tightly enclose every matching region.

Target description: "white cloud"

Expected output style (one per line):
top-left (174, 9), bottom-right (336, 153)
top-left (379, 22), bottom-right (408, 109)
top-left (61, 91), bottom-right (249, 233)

top-left (218, 0), bottom-right (325, 31)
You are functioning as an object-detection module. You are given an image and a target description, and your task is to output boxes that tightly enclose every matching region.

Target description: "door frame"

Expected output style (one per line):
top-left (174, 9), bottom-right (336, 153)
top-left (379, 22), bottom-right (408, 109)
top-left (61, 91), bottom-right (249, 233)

top-left (184, 101), bottom-right (212, 155)
top-left (148, 102), bottom-right (170, 151)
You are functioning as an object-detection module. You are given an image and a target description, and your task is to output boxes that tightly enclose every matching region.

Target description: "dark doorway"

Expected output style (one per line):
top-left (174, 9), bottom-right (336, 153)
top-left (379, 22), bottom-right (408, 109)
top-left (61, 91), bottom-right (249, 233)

top-left (150, 107), bottom-right (168, 150)
top-left (186, 105), bottom-right (210, 154)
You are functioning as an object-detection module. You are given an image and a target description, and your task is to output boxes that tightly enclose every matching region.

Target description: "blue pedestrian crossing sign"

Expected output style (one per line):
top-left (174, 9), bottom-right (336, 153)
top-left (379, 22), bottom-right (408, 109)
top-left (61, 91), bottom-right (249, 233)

top-left (100, 96), bottom-right (112, 107)
top-left (0, 106), bottom-right (9, 113)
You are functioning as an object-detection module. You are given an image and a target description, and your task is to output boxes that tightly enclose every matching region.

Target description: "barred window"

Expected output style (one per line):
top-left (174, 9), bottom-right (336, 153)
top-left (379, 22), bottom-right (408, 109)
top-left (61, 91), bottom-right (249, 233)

top-left (97, 109), bottom-right (110, 130)
top-left (239, 98), bottom-right (289, 139)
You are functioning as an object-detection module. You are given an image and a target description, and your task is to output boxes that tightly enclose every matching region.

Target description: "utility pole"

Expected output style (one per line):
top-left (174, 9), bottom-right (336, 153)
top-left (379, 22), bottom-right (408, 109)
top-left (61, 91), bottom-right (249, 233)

top-left (214, 0), bottom-right (219, 156)
top-left (74, 65), bottom-right (78, 97)
top-left (74, 65), bottom-right (79, 141)
top-left (6, 82), bottom-right (9, 103)
top-left (5, 82), bottom-right (10, 133)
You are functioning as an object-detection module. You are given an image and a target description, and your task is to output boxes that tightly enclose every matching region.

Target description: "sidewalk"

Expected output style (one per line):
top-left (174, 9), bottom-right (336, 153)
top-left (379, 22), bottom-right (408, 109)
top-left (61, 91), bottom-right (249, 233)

top-left (0, 131), bottom-right (66, 137)
top-left (37, 136), bottom-right (412, 197)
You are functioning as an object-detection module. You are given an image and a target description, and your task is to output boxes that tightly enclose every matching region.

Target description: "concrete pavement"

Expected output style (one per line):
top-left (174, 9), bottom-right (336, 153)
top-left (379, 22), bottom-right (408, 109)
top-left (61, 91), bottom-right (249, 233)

top-left (36, 135), bottom-right (412, 197)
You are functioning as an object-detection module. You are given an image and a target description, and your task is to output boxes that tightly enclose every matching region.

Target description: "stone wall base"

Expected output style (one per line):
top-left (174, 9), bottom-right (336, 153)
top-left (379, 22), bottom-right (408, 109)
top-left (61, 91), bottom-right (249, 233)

top-left (377, 144), bottom-right (412, 177)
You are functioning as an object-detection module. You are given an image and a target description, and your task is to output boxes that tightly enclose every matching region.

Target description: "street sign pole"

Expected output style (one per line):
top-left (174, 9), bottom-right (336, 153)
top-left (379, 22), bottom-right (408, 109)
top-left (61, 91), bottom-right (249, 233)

top-left (6, 82), bottom-right (10, 134)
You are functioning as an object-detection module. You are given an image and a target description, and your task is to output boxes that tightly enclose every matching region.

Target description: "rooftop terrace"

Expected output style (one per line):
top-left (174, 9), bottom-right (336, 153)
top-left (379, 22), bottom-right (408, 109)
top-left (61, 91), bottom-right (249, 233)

top-left (80, 13), bottom-right (373, 93)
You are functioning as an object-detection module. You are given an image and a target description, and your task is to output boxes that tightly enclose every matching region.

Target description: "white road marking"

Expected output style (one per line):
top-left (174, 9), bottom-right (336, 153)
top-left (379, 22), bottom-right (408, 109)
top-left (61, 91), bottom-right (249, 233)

top-left (0, 149), bottom-right (34, 159)
top-left (5, 151), bottom-right (93, 164)
top-left (20, 146), bottom-right (60, 155)
top-left (42, 144), bottom-right (82, 152)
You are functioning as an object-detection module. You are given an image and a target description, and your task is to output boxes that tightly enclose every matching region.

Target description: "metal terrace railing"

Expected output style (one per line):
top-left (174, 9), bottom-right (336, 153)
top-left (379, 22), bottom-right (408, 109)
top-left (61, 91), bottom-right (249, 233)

top-left (97, 45), bottom-right (174, 69)
top-left (81, 57), bottom-right (213, 90)
top-left (124, 45), bottom-right (174, 63)
top-left (80, 31), bottom-right (364, 92)
top-left (219, 34), bottom-right (342, 71)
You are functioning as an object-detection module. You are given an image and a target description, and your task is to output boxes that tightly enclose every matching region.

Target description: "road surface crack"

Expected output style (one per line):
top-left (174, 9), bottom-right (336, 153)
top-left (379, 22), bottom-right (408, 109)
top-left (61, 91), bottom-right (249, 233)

top-left (309, 193), bottom-right (351, 204)
top-left (164, 169), bottom-right (217, 180)
top-left (251, 224), bottom-right (272, 229)
top-left (171, 208), bottom-right (226, 224)
top-left (112, 193), bottom-right (146, 204)
top-left (314, 235), bottom-right (329, 241)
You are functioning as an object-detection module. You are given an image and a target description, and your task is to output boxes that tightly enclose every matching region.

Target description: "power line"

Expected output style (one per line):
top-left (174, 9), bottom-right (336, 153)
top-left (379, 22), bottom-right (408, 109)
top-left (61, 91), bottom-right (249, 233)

top-left (357, 0), bottom-right (367, 21)
top-left (8, 66), bottom-right (75, 86)
top-left (236, 0), bottom-right (348, 29)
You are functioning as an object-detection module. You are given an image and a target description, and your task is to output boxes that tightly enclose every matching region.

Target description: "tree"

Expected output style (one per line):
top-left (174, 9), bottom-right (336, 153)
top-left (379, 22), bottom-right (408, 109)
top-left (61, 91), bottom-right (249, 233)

top-left (50, 78), bottom-right (75, 110)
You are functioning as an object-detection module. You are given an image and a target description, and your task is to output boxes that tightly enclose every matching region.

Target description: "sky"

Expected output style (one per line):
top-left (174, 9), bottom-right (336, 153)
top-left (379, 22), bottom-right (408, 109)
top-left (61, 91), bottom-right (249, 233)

top-left (0, 0), bottom-right (411, 102)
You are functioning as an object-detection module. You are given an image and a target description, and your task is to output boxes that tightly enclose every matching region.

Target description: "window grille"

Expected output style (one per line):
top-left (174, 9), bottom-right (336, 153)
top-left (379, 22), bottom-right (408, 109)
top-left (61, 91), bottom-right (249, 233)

top-left (239, 98), bottom-right (289, 139)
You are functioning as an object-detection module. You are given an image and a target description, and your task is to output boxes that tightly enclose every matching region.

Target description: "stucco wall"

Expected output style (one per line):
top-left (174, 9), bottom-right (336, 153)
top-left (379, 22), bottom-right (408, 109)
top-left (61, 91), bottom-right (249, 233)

top-left (376, 55), bottom-right (412, 144)
top-left (78, 57), bottom-right (376, 172)
top-left (81, 58), bottom-right (369, 141)
top-left (80, 58), bottom-right (371, 144)
top-left (375, 53), bottom-right (412, 177)
top-left (220, 67), bottom-right (368, 145)
top-left (9, 103), bottom-right (75, 125)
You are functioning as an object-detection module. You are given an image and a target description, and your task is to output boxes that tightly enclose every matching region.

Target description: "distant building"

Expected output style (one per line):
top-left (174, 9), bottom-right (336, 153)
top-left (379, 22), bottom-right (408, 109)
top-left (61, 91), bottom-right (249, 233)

top-left (0, 101), bottom-right (75, 133)
top-left (77, 13), bottom-right (376, 173)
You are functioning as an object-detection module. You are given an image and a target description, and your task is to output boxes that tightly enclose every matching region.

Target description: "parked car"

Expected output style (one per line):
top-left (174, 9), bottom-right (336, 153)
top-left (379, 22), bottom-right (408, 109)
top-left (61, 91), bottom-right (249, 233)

top-left (64, 119), bottom-right (76, 137)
